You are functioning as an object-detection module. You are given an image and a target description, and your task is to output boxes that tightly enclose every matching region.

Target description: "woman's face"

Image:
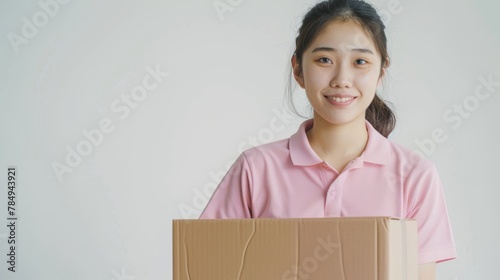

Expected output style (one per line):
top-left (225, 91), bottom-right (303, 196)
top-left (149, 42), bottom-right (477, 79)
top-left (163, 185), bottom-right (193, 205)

top-left (293, 20), bottom-right (384, 126)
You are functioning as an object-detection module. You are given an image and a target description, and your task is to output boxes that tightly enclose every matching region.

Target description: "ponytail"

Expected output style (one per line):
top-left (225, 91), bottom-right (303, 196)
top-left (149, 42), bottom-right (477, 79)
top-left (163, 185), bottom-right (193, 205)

top-left (365, 94), bottom-right (396, 137)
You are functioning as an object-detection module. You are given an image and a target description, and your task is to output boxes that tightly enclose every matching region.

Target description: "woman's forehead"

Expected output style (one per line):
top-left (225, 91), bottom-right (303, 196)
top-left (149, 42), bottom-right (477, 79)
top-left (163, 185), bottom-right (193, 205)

top-left (310, 20), bottom-right (377, 53)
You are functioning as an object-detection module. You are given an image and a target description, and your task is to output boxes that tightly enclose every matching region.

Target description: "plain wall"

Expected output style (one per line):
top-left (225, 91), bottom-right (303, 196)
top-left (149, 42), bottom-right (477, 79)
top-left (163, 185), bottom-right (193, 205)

top-left (0, 0), bottom-right (499, 279)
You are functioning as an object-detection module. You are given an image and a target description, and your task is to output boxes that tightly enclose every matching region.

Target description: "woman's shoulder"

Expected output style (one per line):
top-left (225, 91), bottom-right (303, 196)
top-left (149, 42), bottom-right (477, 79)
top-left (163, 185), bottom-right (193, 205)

top-left (237, 119), bottom-right (312, 167)
top-left (237, 138), bottom-right (290, 168)
top-left (243, 138), bottom-right (290, 159)
top-left (386, 138), bottom-right (436, 173)
top-left (365, 120), bottom-right (435, 172)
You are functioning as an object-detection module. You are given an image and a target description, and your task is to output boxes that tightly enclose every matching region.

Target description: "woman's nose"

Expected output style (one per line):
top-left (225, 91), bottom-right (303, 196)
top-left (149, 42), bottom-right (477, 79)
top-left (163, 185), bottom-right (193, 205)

top-left (330, 63), bottom-right (353, 88)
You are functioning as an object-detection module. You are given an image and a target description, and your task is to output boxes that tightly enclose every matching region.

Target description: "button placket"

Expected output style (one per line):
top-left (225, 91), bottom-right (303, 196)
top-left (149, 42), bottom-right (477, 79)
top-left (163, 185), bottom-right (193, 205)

top-left (324, 171), bottom-right (348, 217)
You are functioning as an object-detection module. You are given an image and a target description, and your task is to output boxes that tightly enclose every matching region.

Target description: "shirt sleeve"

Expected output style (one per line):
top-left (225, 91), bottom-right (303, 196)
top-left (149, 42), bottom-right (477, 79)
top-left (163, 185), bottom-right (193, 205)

top-left (406, 161), bottom-right (457, 264)
top-left (199, 153), bottom-right (253, 219)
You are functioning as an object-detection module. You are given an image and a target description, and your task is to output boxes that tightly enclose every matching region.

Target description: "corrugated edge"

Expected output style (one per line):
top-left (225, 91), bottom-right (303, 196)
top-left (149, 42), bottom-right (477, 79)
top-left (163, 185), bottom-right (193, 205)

top-left (183, 221), bottom-right (192, 280)
top-left (172, 220), bottom-right (179, 280)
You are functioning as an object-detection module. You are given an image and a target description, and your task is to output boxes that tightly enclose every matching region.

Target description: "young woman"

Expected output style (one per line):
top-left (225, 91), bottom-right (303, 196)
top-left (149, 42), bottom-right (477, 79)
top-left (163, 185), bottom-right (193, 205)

top-left (200, 0), bottom-right (456, 278)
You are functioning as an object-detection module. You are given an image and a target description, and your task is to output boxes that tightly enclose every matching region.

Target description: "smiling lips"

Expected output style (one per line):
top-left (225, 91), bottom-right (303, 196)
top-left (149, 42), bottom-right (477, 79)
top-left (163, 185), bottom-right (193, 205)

top-left (325, 95), bottom-right (356, 105)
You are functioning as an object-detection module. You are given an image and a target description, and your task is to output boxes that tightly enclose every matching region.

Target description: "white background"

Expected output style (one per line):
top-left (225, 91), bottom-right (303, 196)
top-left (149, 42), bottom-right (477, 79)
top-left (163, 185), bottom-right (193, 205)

top-left (1, 0), bottom-right (499, 279)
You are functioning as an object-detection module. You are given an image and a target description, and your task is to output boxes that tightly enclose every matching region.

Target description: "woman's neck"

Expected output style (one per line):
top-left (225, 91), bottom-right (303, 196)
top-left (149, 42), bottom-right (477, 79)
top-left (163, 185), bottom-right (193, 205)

top-left (306, 114), bottom-right (368, 173)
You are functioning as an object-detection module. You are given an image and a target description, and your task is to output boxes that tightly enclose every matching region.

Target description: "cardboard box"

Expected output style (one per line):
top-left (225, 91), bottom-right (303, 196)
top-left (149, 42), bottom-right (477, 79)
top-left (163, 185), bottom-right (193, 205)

top-left (173, 217), bottom-right (417, 280)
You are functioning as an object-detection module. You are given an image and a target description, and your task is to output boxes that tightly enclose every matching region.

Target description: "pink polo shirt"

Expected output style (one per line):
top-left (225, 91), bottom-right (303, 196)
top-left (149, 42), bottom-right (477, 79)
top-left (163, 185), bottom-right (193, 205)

top-left (200, 119), bottom-right (457, 264)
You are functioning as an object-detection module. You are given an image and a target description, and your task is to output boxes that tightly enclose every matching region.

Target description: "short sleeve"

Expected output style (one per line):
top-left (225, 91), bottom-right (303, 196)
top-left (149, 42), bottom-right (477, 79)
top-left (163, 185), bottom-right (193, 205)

top-left (406, 162), bottom-right (457, 264)
top-left (199, 153), bottom-right (253, 219)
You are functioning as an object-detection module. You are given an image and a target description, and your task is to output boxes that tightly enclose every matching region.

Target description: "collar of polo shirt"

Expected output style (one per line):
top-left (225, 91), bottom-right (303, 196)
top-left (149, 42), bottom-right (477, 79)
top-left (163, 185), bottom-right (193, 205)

top-left (289, 119), bottom-right (391, 166)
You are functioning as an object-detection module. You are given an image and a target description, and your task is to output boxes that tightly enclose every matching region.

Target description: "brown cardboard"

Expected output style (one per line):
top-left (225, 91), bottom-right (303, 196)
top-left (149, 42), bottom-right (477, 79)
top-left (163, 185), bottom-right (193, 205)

top-left (173, 217), bottom-right (417, 280)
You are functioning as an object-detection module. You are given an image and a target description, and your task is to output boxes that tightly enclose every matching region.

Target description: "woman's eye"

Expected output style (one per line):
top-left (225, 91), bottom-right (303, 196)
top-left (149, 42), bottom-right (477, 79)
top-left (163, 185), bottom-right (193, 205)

top-left (355, 59), bottom-right (367, 65)
top-left (318, 57), bottom-right (332, 64)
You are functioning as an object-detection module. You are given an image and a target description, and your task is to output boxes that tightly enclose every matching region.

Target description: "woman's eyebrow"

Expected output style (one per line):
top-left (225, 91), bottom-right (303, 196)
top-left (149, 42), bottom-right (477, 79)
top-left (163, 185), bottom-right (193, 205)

top-left (312, 46), bottom-right (374, 55)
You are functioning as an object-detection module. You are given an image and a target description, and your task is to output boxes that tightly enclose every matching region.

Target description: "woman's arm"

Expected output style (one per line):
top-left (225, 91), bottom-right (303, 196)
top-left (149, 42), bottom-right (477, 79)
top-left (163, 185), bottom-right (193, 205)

top-left (199, 153), bottom-right (253, 219)
top-left (419, 262), bottom-right (436, 280)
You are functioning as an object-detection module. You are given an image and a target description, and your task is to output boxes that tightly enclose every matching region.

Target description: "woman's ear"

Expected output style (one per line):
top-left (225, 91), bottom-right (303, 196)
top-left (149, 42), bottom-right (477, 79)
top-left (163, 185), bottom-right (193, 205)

top-left (377, 56), bottom-right (389, 88)
top-left (291, 55), bottom-right (305, 89)
top-left (377, 67), bottom-right (386, 89)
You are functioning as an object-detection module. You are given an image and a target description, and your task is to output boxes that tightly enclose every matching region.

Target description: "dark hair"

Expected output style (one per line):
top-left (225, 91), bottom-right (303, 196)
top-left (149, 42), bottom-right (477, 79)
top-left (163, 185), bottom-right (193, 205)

top-left (287, 0), bottom-right (396, 137)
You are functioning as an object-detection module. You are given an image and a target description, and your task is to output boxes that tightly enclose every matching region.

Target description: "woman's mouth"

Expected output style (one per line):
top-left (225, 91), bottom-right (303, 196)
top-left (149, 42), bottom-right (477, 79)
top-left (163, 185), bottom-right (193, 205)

top-left (326, 96), bottom-right (355, 103)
